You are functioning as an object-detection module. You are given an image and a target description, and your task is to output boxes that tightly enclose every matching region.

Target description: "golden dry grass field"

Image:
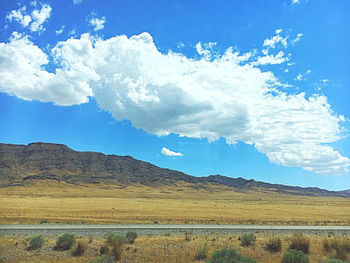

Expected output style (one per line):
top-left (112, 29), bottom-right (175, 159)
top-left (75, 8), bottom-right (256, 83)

top-left (0, 181), bottom-right (349, 225)
top-left (0, 232), bottom-right (349, 263)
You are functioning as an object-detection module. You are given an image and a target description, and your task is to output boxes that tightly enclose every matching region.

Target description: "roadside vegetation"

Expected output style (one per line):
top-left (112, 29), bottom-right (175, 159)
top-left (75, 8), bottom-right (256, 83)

top-left (27, 235), bottom-right (45, 250)
top-left (1, 232), bottom-right (350, 262)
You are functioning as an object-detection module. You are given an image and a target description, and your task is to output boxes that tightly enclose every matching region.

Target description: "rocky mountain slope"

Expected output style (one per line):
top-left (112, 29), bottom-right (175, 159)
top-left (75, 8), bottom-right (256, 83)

top-left (0, 142), bottom-right (349, 197)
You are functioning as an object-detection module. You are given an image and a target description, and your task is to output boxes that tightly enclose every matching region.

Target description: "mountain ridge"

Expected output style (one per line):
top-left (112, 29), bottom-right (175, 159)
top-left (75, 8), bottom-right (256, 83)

top-left (0, 142), bottom-right (349, 197)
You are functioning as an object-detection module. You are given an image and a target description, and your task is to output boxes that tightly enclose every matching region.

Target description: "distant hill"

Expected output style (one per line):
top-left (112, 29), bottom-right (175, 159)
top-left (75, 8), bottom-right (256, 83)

top-left (0, 142), bottom-right (349, 197)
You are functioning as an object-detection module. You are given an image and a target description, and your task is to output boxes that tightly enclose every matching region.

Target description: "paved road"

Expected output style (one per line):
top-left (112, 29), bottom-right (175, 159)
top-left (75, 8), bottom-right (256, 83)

top-left (1, 224), bottom-right (350, 236)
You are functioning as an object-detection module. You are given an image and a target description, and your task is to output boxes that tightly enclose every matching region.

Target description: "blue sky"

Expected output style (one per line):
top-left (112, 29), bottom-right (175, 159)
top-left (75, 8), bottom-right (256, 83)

top-left (0, 0), bottom-right (349, 190)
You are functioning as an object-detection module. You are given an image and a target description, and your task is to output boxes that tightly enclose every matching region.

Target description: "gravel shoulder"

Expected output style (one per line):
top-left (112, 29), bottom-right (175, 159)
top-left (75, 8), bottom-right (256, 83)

top-left (1, 224), bottom-right (350, 237)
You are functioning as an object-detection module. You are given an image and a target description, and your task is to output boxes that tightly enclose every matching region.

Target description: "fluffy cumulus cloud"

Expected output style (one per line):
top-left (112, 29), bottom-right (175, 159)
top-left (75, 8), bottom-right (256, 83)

top-left (89, 16), bottom-right (105, 31)
top-left (6, 4), bottom-right (52, 33)
top-left (30, 4), bottom-right (52, 32)
top-left (6, 6), bottom-right (32, 27)
top-left (161, 147), bottom-right (183, 157)
top-left (0, 32), bottom-right (96, 105)
top-left (0, 31), bottom-right (348, 175)
top-left (263, 29), bottom-right (288, 49)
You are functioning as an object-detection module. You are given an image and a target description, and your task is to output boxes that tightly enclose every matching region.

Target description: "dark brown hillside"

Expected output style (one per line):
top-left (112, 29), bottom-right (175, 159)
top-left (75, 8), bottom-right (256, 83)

top-left (0, 142), bottom-right (199, 186)
top-left (0, 142), bottom-right (349, 197)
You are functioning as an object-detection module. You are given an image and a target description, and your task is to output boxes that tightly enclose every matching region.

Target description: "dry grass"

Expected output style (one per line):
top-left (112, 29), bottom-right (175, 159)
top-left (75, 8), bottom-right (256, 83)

top-left (0, 233), bottom-right (349, 263)
top-left (0, 181), bottom-right (349, 225)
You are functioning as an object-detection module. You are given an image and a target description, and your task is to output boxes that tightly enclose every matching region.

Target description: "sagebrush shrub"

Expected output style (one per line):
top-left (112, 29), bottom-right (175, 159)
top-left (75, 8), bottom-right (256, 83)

top-left (28, 235), bottom-right (44, 250)
top-left (106, 232), bottom-right (126, 245)
top-left (282, 249), bottom-right (309, 263)
top-left (265, 236), bottom-right (282, 253)
top-left (126, 231), bottom-right (137, 244)
top-left (54, 234), bottom-right (75, 251)
top-left (110, 239), bottom-right (124, 262)
top-left (209, 248), bottom-right (257, 263)
top-left (104, 232), bottom-right (126, 261)
top-left (240, 233), bottom-right (256, 247)
top-left (289, 234), bottom-right (310, 254)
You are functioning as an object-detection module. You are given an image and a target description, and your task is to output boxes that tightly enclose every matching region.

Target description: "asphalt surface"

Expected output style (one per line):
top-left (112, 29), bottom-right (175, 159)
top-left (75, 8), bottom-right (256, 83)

top-left (1, 224), bottom-right (350, 236)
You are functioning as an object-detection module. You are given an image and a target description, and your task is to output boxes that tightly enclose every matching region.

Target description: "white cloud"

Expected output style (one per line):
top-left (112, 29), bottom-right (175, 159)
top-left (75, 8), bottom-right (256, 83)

top-left (30, 4), bottom-right (52, 32)
top-left (69, 29), bottom-right (76, 36)
top-left (161, 147), bottom-right (183, 156)
top-left (0, 32), bottom-right (96, 105)
top-left (254, 51), bottom-right (289, 65)
top-left (292, 0), bottom-right (301, 4)
top-left (263, 31), bottom-right (288, 49)
top-left (89, 16), bottom-right (105, 31)
top-left (6, 6), bottom-right (32, 27)
top-left (0, 32), bottom-right (348, 175)
top-left (73, 0), bottom-right (83, 4)
top-left (55, 25), bottom-right (65, 35)
top-left (6, 4), bottom-right (52, 33)
top-left (292, 33), bottom-right (303, 44)
top-left (314, 79), bottom-right (329, 91)
top-left (296, 69), bottom-right (311, 81)
top-left (177, 42), bottom-right (185, 48)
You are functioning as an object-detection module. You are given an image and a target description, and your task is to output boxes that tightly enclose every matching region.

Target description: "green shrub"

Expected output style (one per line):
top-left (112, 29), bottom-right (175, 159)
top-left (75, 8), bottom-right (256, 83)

top-left (28, 235), bottom-right (45, 250)
top-left (265, 236), bottom-right (282, 253)
top-left (126, 231), bottom-right (137, 244)
top-left (194, 246), bottom-right (208, 261)
top-left (54, 234), bottom-right (76, 251)
top-left (40, 219), bottom-right (49, 224)
top-left (289, 234), bottom-right (310, 254)
top-left (110, 239), bottom-right (124, 262)
top-left (282, 249), bottom-right (309, 263)
top-left (209, 248), bottom-right (257, 263)
top-left (72, 241), bottom-right (86, 256)
top-left (104, 232), bottom-right (126, 261)
top-left (106, 232), bottom-right (126, 245)
top-left (240, 233), bottom-right (256, 247)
